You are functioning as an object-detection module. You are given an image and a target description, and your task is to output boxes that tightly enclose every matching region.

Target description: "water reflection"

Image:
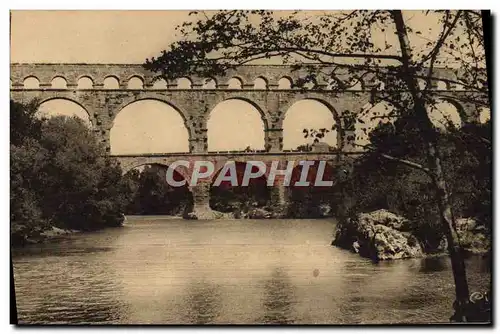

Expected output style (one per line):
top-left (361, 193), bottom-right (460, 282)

top-left (183, 280), bottom-right (222, 324)
top-left (259, 267), bottom-right (296, 324)
top-left (14, 251), bottom-right (128, 324)
top-left (418, 257), bottom-right (448, 273)
top-left (22, 278), bottom-right (128, 324)
top-left (337, 261), bottom-right (371, 324)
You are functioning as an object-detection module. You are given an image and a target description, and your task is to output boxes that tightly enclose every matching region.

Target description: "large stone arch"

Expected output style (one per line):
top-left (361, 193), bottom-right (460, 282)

top-left (205, 97), bottom-right (269, 152)
top-left (111, 97), bottom-right (194, 139)
top-left (280, 97), bottom-right (343, 150)
top-left (204, 96), bottom-right (271, 130)
top-left (120, 161), bottom-right (192, 184)
top-left (279, 97), bottom-right (342, 127)
top-left (428, 97), bottom-right (468, 123)
top-left (110, 99), bottom-right (192, 155)
top-left (36, 96), bottom-right (93, 126)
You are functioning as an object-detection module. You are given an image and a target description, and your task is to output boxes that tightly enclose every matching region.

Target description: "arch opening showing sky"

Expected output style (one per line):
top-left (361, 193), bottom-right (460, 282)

top-left (127, 76), bottom-right (144, 89)
top-left (355, 101), bottom-right (396, 147)
top-left (207, 100), bottom-right (266, 152)
top-left (427, 101), bottom-right (463, 131)
top-left (479, 107), bottom-right (491, 124)
top-left (24, 76), bottom-right (40, 89)
top-left (51, 76), bottom-right (67, 89)
top-left (37, 99), bottom-right (92, 126)
top-left (110, 100), bottom-right (189, 154)
top-left (103, 76), bottom-right (120, 89)
top-left (77, 76), bottom-right (94, 89)
top-left (355, 100), bottom-right (465, 147)
top-left (282, 100), bottom-right (338, 150)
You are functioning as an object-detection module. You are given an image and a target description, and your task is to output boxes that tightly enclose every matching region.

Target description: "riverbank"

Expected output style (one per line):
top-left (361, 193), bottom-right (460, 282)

top-left (22, 226), bottom-right (80, 245)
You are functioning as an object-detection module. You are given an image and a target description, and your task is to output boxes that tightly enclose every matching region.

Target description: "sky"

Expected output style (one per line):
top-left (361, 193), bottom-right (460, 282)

top-left (11, 11), bottom-right (191, 64)
top-left (11, 10), bottom-right (479, 154)
top-left (10, 10), bottom-right (470, 64)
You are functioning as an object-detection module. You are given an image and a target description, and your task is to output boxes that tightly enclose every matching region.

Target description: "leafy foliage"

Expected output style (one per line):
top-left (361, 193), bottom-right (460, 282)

top-left (10, 101), bottom-right (129, 245)
top-left (336, 119), bottom-right (491, 251)
top-left (145, 10), bottom-right (488, 108)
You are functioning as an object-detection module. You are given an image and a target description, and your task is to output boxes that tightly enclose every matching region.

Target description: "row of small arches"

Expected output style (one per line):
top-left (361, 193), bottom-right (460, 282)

top-left (19, 75), bottom-right (314, 90)
top-left (17, 75), bottom-right (470, 91)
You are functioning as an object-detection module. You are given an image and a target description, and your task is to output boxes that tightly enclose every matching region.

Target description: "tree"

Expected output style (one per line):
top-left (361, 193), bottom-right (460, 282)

top-left (10, 101), bottom-right (128, 244)
top-left (10, 139), bottom-right (49, 244)
top-left (10, 100), bottom-right (49, 244)
top-left (10, 100), bottom-right (43, 145)
top-left (35, 116), bottom-right (127, 230)
top-left (144, 10), bottom-right (490, 321)
top-left (340, 118), bottom-right (491, 253)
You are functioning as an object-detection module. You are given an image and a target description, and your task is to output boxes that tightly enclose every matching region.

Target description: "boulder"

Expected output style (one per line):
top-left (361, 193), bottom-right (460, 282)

top-left (213, 211), bottom-right (236, 219)
top-left (357, 209), bottom-right (411, 231)
top-left (185, 212), bottom-right (199, 220)
top-left (247, 207), bottom-right (272, 219)
top-left (333, 209), bottom-right (424, 261)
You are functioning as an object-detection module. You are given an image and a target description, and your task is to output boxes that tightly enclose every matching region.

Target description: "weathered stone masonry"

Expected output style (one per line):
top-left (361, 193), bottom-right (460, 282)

top-left (10, 63), bottom-right (484, 217)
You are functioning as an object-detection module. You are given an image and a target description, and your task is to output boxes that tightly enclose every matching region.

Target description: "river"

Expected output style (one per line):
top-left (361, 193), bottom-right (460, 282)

top-left (12, 217), bottom-right (490, 324)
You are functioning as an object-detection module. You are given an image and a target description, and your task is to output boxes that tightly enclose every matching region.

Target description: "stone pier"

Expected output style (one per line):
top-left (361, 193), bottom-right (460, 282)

top-left (269, 180), bottom-right (289, 217)
top-left (188, 182), bottom-right (215, 219)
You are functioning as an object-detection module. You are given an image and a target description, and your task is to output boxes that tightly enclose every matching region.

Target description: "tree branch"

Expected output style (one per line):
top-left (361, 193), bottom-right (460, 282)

top-left (353, 142), bottom-right (432, 175)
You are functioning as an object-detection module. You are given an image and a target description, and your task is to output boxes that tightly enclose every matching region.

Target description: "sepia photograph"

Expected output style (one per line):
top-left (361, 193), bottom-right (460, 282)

top-left (9, 9), bottom-right (492, 325)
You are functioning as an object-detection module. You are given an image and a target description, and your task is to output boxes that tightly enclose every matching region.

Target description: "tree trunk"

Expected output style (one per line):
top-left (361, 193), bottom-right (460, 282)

top-left (426, 139), bottom-right (470, 318)
top-left (390, 10), bottom-right (470, 321)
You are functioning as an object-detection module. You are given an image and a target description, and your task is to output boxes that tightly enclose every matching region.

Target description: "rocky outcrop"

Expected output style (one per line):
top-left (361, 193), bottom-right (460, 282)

top-left (22, 226), bottom-right (78, 245)
top-left (332, 209), bottom-right (424, 261)
top-left (247, 207), bottom-right (273, 219)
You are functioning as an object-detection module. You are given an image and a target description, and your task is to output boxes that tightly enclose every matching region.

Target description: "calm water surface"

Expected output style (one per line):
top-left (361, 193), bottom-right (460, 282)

top-left (12, 217), bottom-right (490, 324)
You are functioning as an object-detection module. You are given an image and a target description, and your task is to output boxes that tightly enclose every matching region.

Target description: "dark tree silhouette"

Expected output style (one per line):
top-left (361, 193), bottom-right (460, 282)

top-left (144, 10), bottom-right (490, 321)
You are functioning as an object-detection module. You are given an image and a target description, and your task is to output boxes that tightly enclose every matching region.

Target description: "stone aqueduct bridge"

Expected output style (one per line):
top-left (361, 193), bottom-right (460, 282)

top-left (10, 63), bottom-right (483, 216)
